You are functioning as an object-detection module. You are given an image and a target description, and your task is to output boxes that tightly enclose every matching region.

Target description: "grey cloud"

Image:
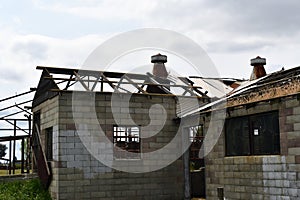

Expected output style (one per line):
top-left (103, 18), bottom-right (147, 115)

top-left (207, 41), bottom-right (273, 53)
top-left (147, 0), bottom-right (300, 53)
top-left (153, 0), bottom-right (300, 35)
top-left (205, 0), bottom-right (300, 36)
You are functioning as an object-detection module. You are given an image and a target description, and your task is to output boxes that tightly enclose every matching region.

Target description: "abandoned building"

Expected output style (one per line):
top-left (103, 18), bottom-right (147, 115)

top-left (31, 54), bottom-right (211, 199)
top-left (30, 54), bottom-right (300, 199)
top-left (183, 56), bottom-right (300, 199)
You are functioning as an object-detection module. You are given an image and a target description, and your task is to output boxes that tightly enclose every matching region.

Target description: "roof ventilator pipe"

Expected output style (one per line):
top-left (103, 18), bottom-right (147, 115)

top-left (250, 56), bottom-right (267, 80)
top-left (151, 53), bottom-right (168, 79)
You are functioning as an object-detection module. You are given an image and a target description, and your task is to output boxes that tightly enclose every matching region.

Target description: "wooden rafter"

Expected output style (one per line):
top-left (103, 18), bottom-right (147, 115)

top-left (64, 74), bottom-right (74, 90)
top-left (123, 75), bottom-right (148, 94)
top-left (147, 76), bottom-right (172, 94)
top-left (35, 66), bottom-right (213, 100)
top-left (91, 76), bottom-right (101, 91)
top-left (74, 71), bottom-right (90, 91)
top-left (99, 72), bottom-right (120, 92)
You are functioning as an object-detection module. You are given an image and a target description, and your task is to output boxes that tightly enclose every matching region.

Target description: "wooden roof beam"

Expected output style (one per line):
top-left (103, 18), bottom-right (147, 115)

top-left (123, 75), bottom-right (148, 94)
top-left (74, 71), bottom-right (91, 91)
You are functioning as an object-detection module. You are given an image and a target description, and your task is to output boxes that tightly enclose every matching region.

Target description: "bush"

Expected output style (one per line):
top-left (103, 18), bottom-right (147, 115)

top-left (0, 179), bottom-right (51, 200)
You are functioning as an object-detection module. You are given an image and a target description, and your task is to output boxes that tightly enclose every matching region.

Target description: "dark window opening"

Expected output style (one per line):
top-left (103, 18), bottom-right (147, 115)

top-left (189, 125), bottom-right (204, 160)
top-left (225, 111), bottom-right (280, 156)
top-left (45, 127), bottom-right (53, 161)
top-left (32, 111), bottom-right (41, 152)
top-left (33, 111), bottom-right (41, 135)
top-left (189, 125), bottom-right (206, 198)
top-left (113, 126), bottom-right (141, 159)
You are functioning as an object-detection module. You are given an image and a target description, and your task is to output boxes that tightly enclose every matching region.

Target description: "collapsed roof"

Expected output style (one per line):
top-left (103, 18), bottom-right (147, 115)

top-left (32, 65), bottom-right (238, 109)
top-left (182, 65), bottom-right (300, 118)
top-left (32, 66), bottom-right (206, 107)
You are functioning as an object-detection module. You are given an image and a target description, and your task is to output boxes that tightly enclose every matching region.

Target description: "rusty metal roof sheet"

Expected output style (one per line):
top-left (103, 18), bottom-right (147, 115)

top-left (182, 65), bottom-right (300, 117)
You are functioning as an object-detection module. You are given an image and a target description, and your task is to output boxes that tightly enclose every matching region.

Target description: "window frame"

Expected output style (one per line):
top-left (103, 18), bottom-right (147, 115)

top-left (45, 127), bottom-right (53, 161)
top-left (225, 111), bottom-right (280, 156)
top-left (113, 125), bottom-right (141, 160)
top-left (189, 125), bottom-right (204, 160)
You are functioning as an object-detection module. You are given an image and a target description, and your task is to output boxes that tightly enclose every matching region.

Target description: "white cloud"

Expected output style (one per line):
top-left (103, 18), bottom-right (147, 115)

top-left (1, 0), bottom-right (300, 93)
top-left (32, 0), bottom-right (158, 21)
top-left (0, 28), bottom-right (105, 98)
top-left (31, 0), bottom-right (300, 56)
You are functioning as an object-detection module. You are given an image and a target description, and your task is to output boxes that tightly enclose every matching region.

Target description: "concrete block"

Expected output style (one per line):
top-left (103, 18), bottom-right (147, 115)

top-left (270, 187), bottom-right (282, 195)
top-left (288, 147), bottom-right (300, 155)
top-left (75, 155), bottom-right (89, 161)
top-left (288, 188), bottom-right (299, 197)
top-left (60, 130), bottom-right (75, 137)
top-left (251, 194), bottom-right (263, 199)
top-left (294, 123), bottom-right (300, 131)
top-left (286, 98), bottom-right (300, 108)
top-left (293, 106), bottom-right (300, 114)
top-left (287, 172), bottom-right (297, 180)
top-left (67, 161), bottom-right (83, 168)
top-left (286, 115), bottom-right (300, 123)
top-left (59, 155), bottom-right (75, 162)
top-left (59, 180), bottom-right (75, 187)
top-left (287, 131), bottom-right (300, 139)
top-left (91, 192), bottom-right (106, 198)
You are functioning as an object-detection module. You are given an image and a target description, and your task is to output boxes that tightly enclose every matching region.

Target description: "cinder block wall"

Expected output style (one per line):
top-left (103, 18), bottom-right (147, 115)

top-left (33, 96), bottom-right (59, 197)
top-left (204, 96), bottom-right (300, 199)
top-left (36, 92), bottom-right (184, 199)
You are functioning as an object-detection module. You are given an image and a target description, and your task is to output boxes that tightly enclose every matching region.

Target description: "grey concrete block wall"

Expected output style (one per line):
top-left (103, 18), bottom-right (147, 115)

top-left (204, 96), bottom-right (300, 200)
top-left (35, 92), bottom-right (184, 199)
top-left (33, 96), bottom-right (59, 197)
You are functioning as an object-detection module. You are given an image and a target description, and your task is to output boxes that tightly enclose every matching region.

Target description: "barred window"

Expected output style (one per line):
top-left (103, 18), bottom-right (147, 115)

top-left (113, 126), bottom-right (141, 159)
top-left (189, 125), bottom-right (204, 160)
top-left (225, 111), bottom-right (280, 156)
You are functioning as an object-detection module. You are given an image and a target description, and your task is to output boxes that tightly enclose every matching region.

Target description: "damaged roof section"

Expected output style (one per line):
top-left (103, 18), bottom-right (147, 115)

top-left (188, 77), bottom-right (243, 98)
top-left (32, 65), bottom-right (212, 108)
top-left (183, 64), bottom-right (300, 118)
top-left (32, 53), bottom-right (248, 120)
top-left (227, 65), bottom-right (300, 107)
top-left (32, 54), bottom-right (248, 117)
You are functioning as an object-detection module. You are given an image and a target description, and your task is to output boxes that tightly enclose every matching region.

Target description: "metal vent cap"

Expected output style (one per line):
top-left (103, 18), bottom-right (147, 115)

top-left (251, 56), bottom-right (266, 66)
top-left (151, 53), bottom-right (167, 63)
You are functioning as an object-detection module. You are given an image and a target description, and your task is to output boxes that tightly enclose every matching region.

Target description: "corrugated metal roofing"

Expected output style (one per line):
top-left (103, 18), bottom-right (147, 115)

top-left (182, 65), bottom-right (300, 118)
top-left (189, 77), bottom-right (233, 98)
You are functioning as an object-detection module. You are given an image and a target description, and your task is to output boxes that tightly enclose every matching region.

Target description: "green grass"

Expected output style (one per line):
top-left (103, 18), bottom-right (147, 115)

top-left (0, 179), bottom-right (52, 200)
top-left (0, 169), bottom-right (22, 176)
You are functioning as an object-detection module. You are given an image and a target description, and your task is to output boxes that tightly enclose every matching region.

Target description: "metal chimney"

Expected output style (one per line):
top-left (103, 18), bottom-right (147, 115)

top-left (151, 53), bottom-right (168, 78)
top-left (146, 54), bottom-right (170, 94)
top-left (250, 56), bottom-right (267, 80)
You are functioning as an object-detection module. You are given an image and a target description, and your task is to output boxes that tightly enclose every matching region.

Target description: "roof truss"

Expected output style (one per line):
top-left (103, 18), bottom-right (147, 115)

top-left (36, 66), bottom-right (209, 99)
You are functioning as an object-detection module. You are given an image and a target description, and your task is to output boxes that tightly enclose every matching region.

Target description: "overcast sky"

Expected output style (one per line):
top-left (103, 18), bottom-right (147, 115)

top-left (1, 0), bottom-right (300, 98)
top-left (1, 0), bottom-right (300, 160)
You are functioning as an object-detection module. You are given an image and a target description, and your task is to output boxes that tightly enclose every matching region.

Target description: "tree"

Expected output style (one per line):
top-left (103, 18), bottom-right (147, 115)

top-left (0, 143), bottom-right (7, 158)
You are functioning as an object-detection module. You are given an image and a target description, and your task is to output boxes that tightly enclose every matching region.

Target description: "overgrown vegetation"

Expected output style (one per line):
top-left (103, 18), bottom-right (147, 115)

top-left (0, 179), bottom-right (51, 200)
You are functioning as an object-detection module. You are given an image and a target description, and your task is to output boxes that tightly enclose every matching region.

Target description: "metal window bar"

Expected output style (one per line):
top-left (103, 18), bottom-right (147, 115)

top-left (113, 126), bottom-right (141, 159)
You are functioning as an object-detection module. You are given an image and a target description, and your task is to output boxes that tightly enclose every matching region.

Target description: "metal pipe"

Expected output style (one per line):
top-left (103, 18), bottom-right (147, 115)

top-left (0, 100), bottom-right (32, 112)
top-left (0, 110), bottom-right (24, 119)
top-left (12, 119), bottom-right (16, 174)
top-left (0, 90), bottom-right (34, 103)
top-left (21, 138), bottom-right (24, 173)
top-left (9, 140), bottom-right (11, 175)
